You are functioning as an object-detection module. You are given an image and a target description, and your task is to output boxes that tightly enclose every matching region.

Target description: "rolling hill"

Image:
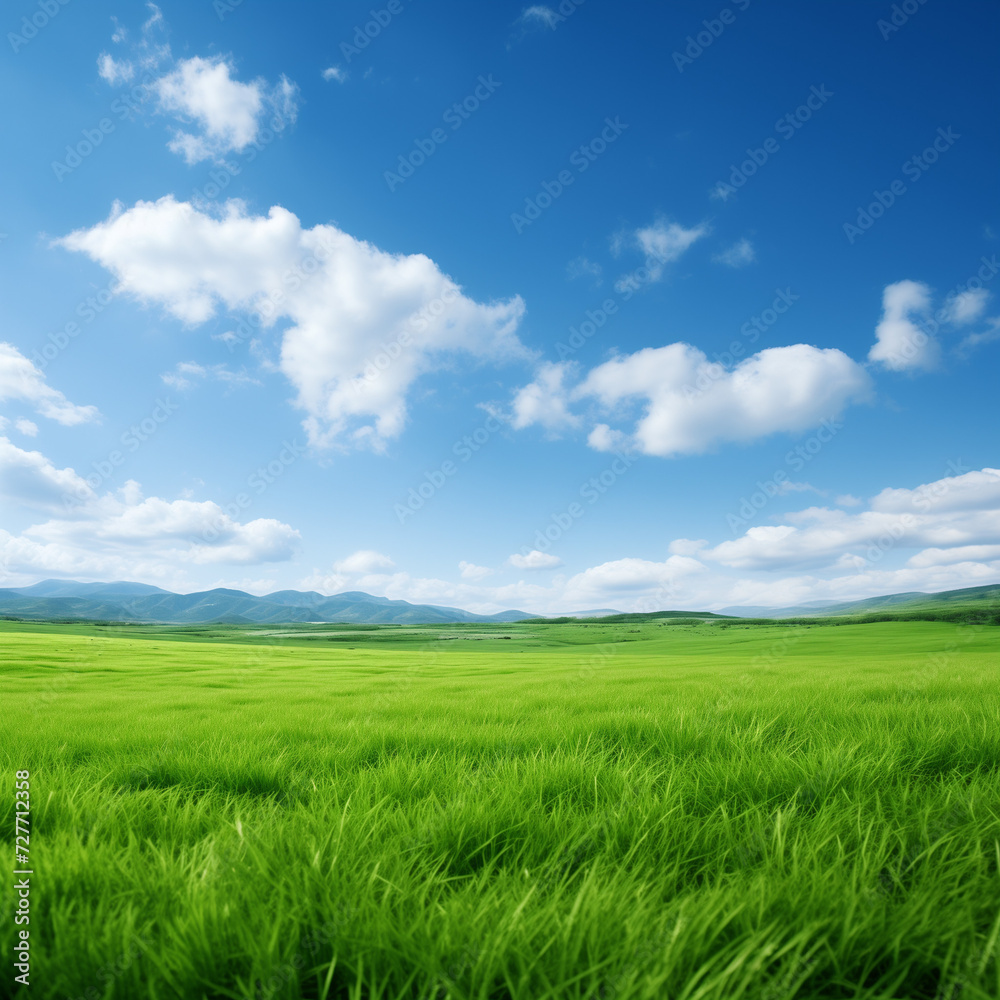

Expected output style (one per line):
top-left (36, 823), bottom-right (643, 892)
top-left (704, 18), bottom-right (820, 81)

top-left (719, 583), bottom-right (1000, 619)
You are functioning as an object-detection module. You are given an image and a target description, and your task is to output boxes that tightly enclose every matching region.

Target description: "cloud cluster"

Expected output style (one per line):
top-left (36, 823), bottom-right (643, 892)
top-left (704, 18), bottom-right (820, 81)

top-left (511, 343), bottom-right (871, 457)
top-left (704, 466), bottom-right (1000, 572)
top-left (712, 238), bottom-right (756, 268)
top-left (57, 197), bottom-right (528, 450)
top-left (155, 56), bottom-right (297, 164)
top-left (96, 8), bottom-right (298, 164)
top-left (297, 467), bottom-right (1000, 615)
top-left (0, 430), bottom-right (300, 586)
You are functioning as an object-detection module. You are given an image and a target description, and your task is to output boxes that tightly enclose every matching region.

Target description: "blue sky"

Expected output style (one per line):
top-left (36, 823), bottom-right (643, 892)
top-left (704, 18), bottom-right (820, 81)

top-left (1, 0), bottom-right (998, 612)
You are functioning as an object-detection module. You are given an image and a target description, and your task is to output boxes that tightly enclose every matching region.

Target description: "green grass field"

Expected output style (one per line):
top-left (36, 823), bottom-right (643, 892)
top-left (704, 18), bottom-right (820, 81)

top-left (2, 618), bottom-right (999, 1000)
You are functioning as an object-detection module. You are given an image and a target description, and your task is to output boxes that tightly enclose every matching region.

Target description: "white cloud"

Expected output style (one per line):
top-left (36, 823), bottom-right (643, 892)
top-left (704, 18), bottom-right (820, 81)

top-left (459, 561), bottom-right (493, 580)
top-left (14, 418), bottom-right (38, 437)
top-left (511, 362), bottom-right (581, 435)
top-left (0, 343), bottom-right (99, 426)
top-left (333, 550), bottom-right (395, 574)
top-left (96, 9), bottom-right (293, 164)
top-left (907, 544), bottom-right (1000, 568)
top-left (868, 280), bottom-right (940, 371)
top-left (565, 256), bottom-right (602, 285)
top-left (957, 318), bottom-right (1000, 357)
top-left (322, 66), bottom-right (347, 83)
top-left (0, 437), bottom-right (95, 512)
top-left (520, 6), bottom-right (560, 29)
top-left (56, 197), bottom-right (528, 450)
top-left (942, 287), bottom-right (990, 325)
top-left (0, 439), bottom-right (300, 584)
top-left (292, 466), bottom-right (1000, 614)
top-left (560, 555), bottom-right (705, 606)
top-left (161, 361), bottom-right (261, 392)
top-left (154, 56), bottom-right (297, 164)
top-left (836, 494), bottom-right (862, 507)
top-left (705, 467), bottom-right (1000, 571)
top-left (97, 52), bottom-right (135, 85)
top-left (633, 219), bottom-right (708, 280)
top-left (510, 342), bottom-right (871, 457)
top-left (508, 550), bottom-right (563, 570)
top-left (712, 238), bottom-right (756, 268)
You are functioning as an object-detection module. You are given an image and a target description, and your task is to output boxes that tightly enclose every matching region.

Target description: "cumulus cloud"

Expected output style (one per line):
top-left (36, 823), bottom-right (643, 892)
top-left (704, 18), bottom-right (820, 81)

top-left (511, 362), bottom-right (581, 435)
top-left (0, 343), bottom-right (99, 425)
top-left (942, 287), bottom-right (990, 325)
top-left (0, 437), bottom-right (95, 512)
top-left (459, 560), bottom-right (493, 580)
top-left (560, 555), bottom-right (705, 606)
top-left (511, 342), bottom-right (871, 457)
top-left (96, 9), bottom-right (297, 165)
top-left (611, 219), bottom-right (709, 293)
top-left (705, 466), bottom-right (1000, 571)
top-left (868, 280), bottom-right (939, 371)
top-left (289, 469), bottom-right (1000, 615)
top-left (632, 219), bottom-right (708, 281)
top-left (322, 66), bottom-right (347, 83)
top-left (97, 52), bottom-right (135, 85)
top-left (155, 56), bottom-right (298, 164)
top-left (14, 419), bottom-right (38, 437)
top-left (0, 439), bottom-right (300, 584)
top-left (56, 197), bottom-right (528, 449)
top-left (333, 550), bottom-right (395, 574)
top-left (508, 550), bottom-right (563, 570)
top-left (712, 238), bottom-right (756, 268)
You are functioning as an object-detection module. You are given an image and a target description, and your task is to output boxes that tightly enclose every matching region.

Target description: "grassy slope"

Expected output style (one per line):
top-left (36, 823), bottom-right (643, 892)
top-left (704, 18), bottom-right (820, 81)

top-left (1, 620), bottom-right (999, 999)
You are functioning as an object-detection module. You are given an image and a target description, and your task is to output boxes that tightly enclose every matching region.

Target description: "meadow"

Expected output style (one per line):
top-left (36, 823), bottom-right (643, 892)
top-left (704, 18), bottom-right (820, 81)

top-left (1, 616), bottom-right (998, 1000)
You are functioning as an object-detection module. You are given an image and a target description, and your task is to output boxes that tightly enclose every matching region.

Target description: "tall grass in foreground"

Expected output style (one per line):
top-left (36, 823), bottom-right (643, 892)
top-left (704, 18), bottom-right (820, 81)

top-left (1, 622), bottom-right (998, 999)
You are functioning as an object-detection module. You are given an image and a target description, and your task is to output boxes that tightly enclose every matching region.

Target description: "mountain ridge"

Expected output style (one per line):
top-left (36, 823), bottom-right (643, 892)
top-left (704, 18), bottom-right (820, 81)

top-left (0, 580), bottom-right (996, 626)
top-left (0, 580), bottom-right (540, 625)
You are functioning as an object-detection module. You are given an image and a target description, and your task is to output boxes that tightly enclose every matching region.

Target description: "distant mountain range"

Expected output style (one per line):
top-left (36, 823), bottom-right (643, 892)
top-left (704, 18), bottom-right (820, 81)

top-left (0, 580), bottom-right (995, 626)
top-left (0, 580), bottom-right (541, 625)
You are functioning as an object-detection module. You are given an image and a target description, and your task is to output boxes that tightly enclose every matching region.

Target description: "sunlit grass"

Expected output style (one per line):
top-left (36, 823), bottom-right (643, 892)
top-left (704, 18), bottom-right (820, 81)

top-left (2, 620), bottom-right (999, 999)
